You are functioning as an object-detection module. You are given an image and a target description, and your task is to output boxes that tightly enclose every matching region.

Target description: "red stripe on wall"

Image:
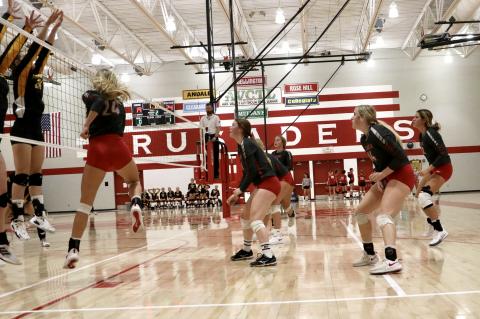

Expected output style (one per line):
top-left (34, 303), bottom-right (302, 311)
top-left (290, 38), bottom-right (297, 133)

top-left (318, 91), bottom-right (399, 102)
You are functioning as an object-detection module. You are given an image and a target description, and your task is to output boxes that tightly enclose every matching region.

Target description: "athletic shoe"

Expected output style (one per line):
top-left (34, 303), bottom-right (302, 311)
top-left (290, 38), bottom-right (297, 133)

top-left (29, 214), bottom-right (56, 233)
top-left (11, 218), bottom-right (30, 240)
top-left (429, 230), bottom-right (448, 246)
top-left (130, 204), bottom-right (144, 233)
top-left (230, 249), bottom-right (253, 261)
top-left (369, 259), bottom-right (402, 275)
top-left (63, 248), bottom-right (79, 269)
top-left (41, 240), bottom-right (50, 248)
top-left (287, 210), bottom-right (295, 218)
top-left (353, 252), bottom-right (379, 267)
top-left (269, 233), bottom-right (283, 245)
top-left (0, 244), bottom-right (21, 265)
top-left (250, 253), bottom-right (277, 267)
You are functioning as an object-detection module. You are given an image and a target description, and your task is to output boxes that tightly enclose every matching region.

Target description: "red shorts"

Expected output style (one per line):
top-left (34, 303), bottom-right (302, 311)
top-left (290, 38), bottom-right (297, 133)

top-left (385, 164), bottom-right (416, 191)
top-left (257, 176), bottom-right (281, 196)
top-left (279, 172), bottom-right (295, 187)
top-left (86, 134), bottom-right (132, 172)
top-left (431, 163), bottom-right (453, 182)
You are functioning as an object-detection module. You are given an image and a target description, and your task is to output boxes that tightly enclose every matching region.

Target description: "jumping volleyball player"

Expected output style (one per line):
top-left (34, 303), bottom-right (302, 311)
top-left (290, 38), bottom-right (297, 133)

top-left (351, 105), bottom-right (415, 275)
top-left (0, 1), bottom-right (42, 265)
top-left (64, 69), bottom-right (144, 269)
top-left (9, 10), bottom-right (62, 240)
top-left (411, 109), bottom-right (452, 246)
top-left (228, 119), bottom-right (281, 267)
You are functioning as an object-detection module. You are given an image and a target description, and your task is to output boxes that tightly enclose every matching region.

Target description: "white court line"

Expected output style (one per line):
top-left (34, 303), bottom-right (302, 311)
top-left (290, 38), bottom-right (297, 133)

top-left (1, 290), bottom-right (479, 315)
top-left (340, 220), bottom-right (407, 296)
top-left (0, 231), bottom-right (189, 300)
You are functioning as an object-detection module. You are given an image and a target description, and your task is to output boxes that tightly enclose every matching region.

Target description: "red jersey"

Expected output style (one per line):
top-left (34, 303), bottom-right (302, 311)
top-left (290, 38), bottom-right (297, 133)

top-left (339, 175), bottom-right (347, 185)
top-left (348, 172), bottom-right (354, 183)
top-left (328, 174), bottom-right (337, 186)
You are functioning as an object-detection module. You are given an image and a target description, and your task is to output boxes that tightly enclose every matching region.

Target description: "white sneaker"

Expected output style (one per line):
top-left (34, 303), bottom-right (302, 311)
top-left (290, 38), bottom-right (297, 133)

top-left (353, 252), bottom-right (379, 267)
top-left (369, 259), bottom-right (402, 275)
top-left (41, 240), bottom-right (50, 248)
top-left (30, 214), bottom-right (56, 233)
top-left (269, 233), bottom-right (283, 245)
top-left (11, 217), bottom-right (30, 240)
top-left (429, 230), bottom-right (448, 246)
top-left (130, 204), bottom-right (144, 233)
top-left (0, 244), bottom-right (22, 265)
top-left (64, 249), bottom-right (79, 269)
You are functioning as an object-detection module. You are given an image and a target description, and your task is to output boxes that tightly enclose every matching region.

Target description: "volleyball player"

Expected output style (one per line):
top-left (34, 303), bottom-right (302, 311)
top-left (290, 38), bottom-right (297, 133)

top-left (167, 187), bottom-right (175, 209)
top-left (348, 168), bottom-right (355, 198)
top-left (0, 2), bottom-right (41, 264)
top-left (301, 173), bottom-right (311, 201)
top-left (351, 105), bottom-right (415, 275)
top-left (338, 170), bottom-right (348, 200)
top-left (174, 187), bottom-right (183, 208)
top-left (210, 185), bottom-right (221, 207)
top-left (228, 119), bottom-right (280, 267)
top-left (358, 170), bottom-right (367, 196)
top-left (327, 170), bottom-right (337, 200)
top-left (271, 135), bottom-right (295, 217)
top-left (159, 187), bottom-right (167, 209)
top-left (9, 10), bottom-right (62, 240)
top-left (64, 69), bottom-right (144, 269)
top-left (411, 109), bottom-right (452, 246)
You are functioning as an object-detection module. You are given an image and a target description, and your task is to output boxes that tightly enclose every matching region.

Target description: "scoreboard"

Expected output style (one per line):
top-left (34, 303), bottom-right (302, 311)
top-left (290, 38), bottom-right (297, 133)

top-left (132, 101), bottom-right (175, 127)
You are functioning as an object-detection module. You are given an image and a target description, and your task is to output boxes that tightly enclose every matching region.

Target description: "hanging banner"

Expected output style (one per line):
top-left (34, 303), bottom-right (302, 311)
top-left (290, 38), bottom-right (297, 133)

top-left (220, 87), bottom-right (282, 107)
top-left (238, 108), bottom-right (268, 119)
top-left (285, 96), bottom-right (319, 106)
top-left (284, 82), bottom-right (319, 94)
top-left (237, 76), bottom-right (267, 87)
top-left (182, 89), bottom-right (212, 100)
top-left (183, 102), bottom-right (207, 113)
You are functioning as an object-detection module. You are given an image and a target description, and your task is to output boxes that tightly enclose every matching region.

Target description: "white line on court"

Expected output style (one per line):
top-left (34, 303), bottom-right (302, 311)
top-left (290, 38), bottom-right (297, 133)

top-left (1, 290), bottom-right (479, 315)
top-left (0, 231), bottom-right (190, 300)
top-left (340, 220), bottom-right (407, 296)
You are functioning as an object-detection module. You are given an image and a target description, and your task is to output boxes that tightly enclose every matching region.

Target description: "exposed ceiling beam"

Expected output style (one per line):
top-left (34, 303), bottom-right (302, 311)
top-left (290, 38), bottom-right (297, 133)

top-left (353, 0), bottom-right (384, 53)
top-left (300, 0), bottom-right (309, 54)
top-left (215, 0), bottom-right (258, 58)
top-left (401, 0), bottom-right (463, 60)
top-left (129, 0), bottom-right (201, 71)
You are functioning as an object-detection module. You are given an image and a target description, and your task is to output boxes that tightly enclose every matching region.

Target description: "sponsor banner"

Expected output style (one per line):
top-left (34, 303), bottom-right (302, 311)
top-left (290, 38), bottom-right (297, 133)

top-left (284, 82), bottom-right (318, 94)
top-left (285, 96), bottom-right (319, 106)
top-left (183, 102), bottom-right (207, 113)
top-left (238, 108), bottom-right (268, 119)
top-left (182, 89), bottom-right (212, 100)
top-left (122, 117), bottom-right (414, 158)
top-left (237, 76), bottom-right (266, 87)
top-left (220, 87), bottom-right (282, 107)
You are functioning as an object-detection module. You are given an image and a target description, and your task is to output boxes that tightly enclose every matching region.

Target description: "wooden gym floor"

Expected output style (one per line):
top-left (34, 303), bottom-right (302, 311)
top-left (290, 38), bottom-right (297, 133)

top-left (0, 192), bottom-right (479, 318)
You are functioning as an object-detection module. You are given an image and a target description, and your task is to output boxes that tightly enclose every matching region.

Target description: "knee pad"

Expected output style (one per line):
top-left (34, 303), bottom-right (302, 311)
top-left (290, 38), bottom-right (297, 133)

top-left (13, 173), bottom-right (29, 186)
top-left (376, 214), bottom-right (394, 228)
top-left (29, 173), bottom-right (43, 186)
top-left (271, 204), bottom-right (281, 215)
top-left (0, 192), bottom-right (8, 208)
top-left (77, 203), bottom-right (92, 215)
top-left (250, 220), bottom-right (265, 233)
top-left (240, 218), bottom-right (250, 230)
top-left (355, 212), bottom-right (369, 225)
top-left (418, 187), bottom-right (434, 209)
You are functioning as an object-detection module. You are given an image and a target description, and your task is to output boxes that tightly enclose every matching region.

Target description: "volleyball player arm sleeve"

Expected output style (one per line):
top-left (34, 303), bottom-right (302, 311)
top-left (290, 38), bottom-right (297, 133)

top-left (286, 151), bottom-right (293, 170)
top-left (0, 20), bottom-right (32, 74)
top-left (32, 41), bottom-right (52, 75)
top-left (427, 129), bottom-right (449, 168)
top-left (238, 143), bottom-right (257, 193)
top-left (372, 126), bottom-right (405, 173)
top-left (13, 41), bottom-right (40, 99)
top-left (0, 13), bottom-right (14, 42)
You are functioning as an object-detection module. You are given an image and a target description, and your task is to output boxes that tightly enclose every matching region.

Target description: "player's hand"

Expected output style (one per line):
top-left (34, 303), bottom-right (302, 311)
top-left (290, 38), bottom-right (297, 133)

top-left (52, 10), bottom-right (63, 30)
top-left (369, 172), bottom-right (384, 183)
top-left (227, 194), bottom-right (238, 206)
top-left (80, 126), bottom-right (89, 139)
top-left (8, 0), bottom-right (22, 19)
top-left (233, 188), bottom-right (242, 197)
top-left (419, 168), bottom-right (431, 177)
top-left (25, 11), bottom-right (42, 30)
top-left (45, 9), bottom-right (61, 26)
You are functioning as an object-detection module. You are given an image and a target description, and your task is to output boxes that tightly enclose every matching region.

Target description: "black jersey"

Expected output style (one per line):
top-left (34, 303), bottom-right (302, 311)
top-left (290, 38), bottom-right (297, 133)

top-left (267, 153), bottom-right (289, 178)
top-left (82, 90), bottom-right (126, 138)
top-left (159, 191), bottom-right (167, 200)
top-left (238, 137), bottom-right (276, 192)
top-left (174, 191), bottom-right (183, 199)
top-left (271, 150), bottom-right (293, 171)
top-left (144, 192), bottom-right (151, 200)
top-left (210, 189), bottom-right (220, 198)
top-left (420, 128), bottom-right (451, 167)
top-left (361, 124), bottom-right (409, 173)
top-left (167, 191), bottom-right (175, 198)
top-left (188, 183), bottom-right (196, 191)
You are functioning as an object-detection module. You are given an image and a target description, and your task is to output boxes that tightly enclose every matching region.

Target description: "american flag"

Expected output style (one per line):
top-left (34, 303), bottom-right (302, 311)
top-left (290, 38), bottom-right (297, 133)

top-left (41, 112), bottom-right (62, 158)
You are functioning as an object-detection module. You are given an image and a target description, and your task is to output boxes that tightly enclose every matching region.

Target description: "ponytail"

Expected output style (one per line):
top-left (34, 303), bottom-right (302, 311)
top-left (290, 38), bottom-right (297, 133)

top-left (417, 109), bottom-right (441, 131)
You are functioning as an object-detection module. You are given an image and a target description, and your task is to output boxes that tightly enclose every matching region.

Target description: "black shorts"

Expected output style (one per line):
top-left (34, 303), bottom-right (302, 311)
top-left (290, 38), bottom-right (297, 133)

top-left (10, 119), bottom-right (43, 145)
top-left (302, 186), bottom-right (310, 190)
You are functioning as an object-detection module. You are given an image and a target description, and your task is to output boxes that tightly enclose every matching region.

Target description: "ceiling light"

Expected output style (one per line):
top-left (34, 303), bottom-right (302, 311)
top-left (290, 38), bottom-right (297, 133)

top-left (389, 1), bottom-right (399, 18)
top-left (121, 73), bottom-right (130, 83)
top-left (166, 16), bottom-right (176, 32)
top-left (376, 35), bottom-right (384, 47)
top-left (91, 53), bottom-right (102, 65)
top-left (444, 51), bottom-right (453, 64)
top-left (275, 8), bottom-right (285, 24)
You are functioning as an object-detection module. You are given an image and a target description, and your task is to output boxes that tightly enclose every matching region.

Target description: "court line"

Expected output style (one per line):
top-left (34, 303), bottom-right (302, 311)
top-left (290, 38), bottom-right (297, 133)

top-left (0, 231), bottom-right (190, 300)
top-left (1, 289), bottom-right (479, 315)
top-left (340, 220), bottom-right (407, 296)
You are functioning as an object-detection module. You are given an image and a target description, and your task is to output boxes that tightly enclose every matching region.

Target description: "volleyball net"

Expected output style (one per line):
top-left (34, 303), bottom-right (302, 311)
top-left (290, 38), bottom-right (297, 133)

top-left (0, 15), bottom-right (204, 169)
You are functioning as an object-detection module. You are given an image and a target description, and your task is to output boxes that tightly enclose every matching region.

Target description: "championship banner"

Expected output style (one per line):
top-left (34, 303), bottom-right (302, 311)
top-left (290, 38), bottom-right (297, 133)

top-left (237, 76), bottom-right (266, 87)
top-left (220, 87), bottom-right (282, 107)
top-left (285, 96), bottom-right (319, 106)
top-left (284, 82), bottom-right (318, 94)
top-left (182, 89), bottom-right (212, 100)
